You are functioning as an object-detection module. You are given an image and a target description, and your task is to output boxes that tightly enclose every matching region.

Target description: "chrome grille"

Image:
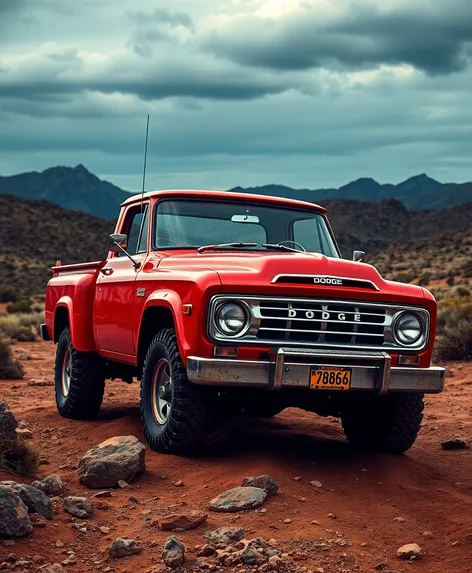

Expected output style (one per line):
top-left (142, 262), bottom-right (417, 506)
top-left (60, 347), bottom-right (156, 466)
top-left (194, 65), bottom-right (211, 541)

top-left (208, 296), bottom-right (430, 352)
top-left (257, 300), bottom-right (385, 346)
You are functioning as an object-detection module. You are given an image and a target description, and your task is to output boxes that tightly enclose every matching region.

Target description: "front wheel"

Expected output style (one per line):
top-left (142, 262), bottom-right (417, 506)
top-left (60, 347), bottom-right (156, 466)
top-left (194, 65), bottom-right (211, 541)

top-left (340, 393), bottom-right (424, 454)
top-left (140, 329), bottom-right (215, 454)
top-left (54, 328), bottom-right (105, 419)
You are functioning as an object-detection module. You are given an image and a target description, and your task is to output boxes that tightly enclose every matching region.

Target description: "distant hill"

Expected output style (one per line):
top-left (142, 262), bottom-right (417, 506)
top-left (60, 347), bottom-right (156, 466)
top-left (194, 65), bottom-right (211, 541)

top-left (232, 174), bottom-right (472, 210)
top-left (0, 192), bottom-right (470, 295)
top-left (1, 165), bottom-right (472, 219)
top-left (0, 164), bottom-right (132, 219)
top-left (0, 195), bottom-right (114, 294)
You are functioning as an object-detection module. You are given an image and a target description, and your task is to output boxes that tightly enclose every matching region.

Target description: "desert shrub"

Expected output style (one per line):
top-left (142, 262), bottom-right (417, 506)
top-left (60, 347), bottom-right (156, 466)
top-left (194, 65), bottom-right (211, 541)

top-left (434, 301), bottom-right (472, 361)
top-left (446, 276), bottom-right (455, 287)
top-left (0, 438), bottom-right (39, 476)
top-left (0, 312), bottom-right (42, 341)
top-left (418, 271), bottom-right (432, 286)
top-left (7, 299), bottom-right (33, 314)
top-left (35, 294), bottom-right (46, 303)
top-left (456, 286), bottom-right (471, 298)
top-left (0, 286), bottom-right (17, 303)
top-left (391, 271), bottom-right (416, 283)
top-left (0, 338), bottom-right (24, 379)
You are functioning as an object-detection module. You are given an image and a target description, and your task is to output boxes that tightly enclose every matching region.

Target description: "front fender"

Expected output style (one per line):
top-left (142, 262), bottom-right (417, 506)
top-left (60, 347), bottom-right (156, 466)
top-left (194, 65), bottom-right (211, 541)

top-left (141, 290), bottom-right (189, 359)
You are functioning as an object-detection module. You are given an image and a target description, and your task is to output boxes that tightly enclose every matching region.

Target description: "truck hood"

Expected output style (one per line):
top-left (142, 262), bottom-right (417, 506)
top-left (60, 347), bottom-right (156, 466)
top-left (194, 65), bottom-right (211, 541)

top-left (158, 251), bottom-right (425, 301)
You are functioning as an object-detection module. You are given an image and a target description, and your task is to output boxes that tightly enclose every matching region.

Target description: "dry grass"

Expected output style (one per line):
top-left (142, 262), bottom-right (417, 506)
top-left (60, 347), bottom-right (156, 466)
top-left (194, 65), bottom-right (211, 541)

top-left (0, 338), bottom-right (24, 379)
top-left (434, 299), bottom-right (472, 362)
top-left (0, 311), bottom-right (43, 342)
top-left (0, 437), bottom-right (39, 476)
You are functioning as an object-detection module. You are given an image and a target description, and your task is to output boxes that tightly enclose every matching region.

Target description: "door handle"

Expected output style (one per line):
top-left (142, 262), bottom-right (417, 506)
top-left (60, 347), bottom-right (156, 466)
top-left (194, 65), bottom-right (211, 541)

top-left (100, 268), bottom-right (114, 276)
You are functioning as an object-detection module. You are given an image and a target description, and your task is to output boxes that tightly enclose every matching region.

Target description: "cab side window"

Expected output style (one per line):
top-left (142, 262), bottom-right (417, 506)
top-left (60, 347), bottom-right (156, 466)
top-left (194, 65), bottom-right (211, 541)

top-left (117, 205), bottom-right (149, 257)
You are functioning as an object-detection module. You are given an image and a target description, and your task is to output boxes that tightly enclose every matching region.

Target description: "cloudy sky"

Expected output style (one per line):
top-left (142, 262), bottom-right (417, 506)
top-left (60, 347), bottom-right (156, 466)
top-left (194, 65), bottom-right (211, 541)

top-left (1, 0), bottom-right (472, 191)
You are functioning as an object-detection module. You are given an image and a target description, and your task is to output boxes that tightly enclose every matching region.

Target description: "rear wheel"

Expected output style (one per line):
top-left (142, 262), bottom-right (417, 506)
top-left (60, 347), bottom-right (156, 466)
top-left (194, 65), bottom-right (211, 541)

top-left (340, 393), bottom-right (424, 454)
top-left (54, 328), bottom-right (105, 419)
top-left (140, 329), bottom-right (215, 454)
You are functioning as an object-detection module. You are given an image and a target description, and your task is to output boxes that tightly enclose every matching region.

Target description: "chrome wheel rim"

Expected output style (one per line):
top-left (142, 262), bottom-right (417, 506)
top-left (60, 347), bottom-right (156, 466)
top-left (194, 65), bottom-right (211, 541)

top-left (62, 348), bottom-right (71, 397)
top-left (151, 358), bottom-right (173, 425)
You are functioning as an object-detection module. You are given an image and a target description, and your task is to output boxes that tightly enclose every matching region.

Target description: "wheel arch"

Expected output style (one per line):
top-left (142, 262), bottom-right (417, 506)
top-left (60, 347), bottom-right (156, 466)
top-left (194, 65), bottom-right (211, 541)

top-left (54, 299), bottom-right (72, 343)
top-left (137, 293), bottom-right (188, 371)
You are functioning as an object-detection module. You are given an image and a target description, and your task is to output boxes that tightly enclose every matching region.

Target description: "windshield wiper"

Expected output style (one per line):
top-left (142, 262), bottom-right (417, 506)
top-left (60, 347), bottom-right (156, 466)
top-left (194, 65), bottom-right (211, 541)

top-left (197, 242), bottom-right (258, 253)
top-left (262, 243), bottom-right (305, 253)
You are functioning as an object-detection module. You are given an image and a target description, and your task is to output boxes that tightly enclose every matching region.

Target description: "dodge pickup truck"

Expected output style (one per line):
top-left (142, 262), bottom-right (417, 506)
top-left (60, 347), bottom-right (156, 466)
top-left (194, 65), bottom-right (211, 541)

top-left (41, 190), bottom-right (445, 455)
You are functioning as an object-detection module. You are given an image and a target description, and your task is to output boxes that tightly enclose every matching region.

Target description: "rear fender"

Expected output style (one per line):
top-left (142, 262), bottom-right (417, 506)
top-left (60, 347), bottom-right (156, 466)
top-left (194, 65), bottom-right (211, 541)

top-left (54, 296), bottom-right (97, 352)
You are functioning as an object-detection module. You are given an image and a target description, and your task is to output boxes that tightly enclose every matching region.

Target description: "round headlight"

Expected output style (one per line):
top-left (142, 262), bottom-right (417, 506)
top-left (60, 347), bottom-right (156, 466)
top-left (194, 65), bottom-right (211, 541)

top-left (394, 312), bottom-right (423, 345)
top-left (215, 302), bottom-right (249, 336)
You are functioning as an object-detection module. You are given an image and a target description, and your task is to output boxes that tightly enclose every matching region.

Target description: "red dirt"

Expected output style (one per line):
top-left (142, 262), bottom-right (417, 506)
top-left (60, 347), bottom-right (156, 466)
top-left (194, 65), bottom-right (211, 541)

top-left (1, 341), bottom-right (472, 572)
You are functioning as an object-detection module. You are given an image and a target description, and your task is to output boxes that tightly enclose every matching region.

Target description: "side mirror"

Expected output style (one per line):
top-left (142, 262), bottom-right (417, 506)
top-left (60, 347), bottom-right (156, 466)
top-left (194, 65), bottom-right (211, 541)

top-left (353, 250), bottom-right (366, 262)
top-left (109, 233), bottom-right (128, 253)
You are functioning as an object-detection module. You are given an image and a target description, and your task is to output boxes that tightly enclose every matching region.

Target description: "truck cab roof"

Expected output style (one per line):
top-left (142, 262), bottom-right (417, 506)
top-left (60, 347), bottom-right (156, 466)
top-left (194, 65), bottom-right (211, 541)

top-left (121, 189), bottom-right (327, 214)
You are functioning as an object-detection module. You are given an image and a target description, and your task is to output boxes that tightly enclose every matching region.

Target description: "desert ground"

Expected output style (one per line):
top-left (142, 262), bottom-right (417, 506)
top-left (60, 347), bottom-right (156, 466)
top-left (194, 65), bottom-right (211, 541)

top-left (1, 341), bottom-right (471, 572)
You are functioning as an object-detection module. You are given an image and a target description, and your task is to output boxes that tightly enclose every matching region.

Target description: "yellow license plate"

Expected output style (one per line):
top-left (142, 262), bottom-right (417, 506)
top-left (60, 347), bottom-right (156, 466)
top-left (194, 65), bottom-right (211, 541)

top-left (310, 367), bottom-right (352, 390)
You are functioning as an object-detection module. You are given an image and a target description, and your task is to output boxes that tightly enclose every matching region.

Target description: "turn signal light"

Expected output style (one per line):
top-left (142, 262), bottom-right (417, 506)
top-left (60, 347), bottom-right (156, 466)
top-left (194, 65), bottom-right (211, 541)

top-left (214, 346), bottom-right (238, 358)
top-left (398, 355), bottom-right (420, 366)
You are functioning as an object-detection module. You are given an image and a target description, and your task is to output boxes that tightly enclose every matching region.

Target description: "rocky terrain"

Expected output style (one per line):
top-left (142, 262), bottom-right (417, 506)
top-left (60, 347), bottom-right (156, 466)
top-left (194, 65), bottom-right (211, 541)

top-left (0, 342), bottom-right (471, 572)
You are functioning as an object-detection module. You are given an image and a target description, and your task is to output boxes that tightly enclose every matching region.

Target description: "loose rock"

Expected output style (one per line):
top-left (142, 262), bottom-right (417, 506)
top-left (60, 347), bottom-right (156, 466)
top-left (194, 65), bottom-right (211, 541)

top-left (31, 475), bottom-right (64, 496)
top-left (0, 401), bottom-right (17, 441)
top-left (397, 543), bottom-right (423, 560)
top-left (210, 486), bottom-right (267, 512)
top-left (159, 510), bottom-right (208, 531)
top-left (63, 496), bottom-right (92, 519)
top-left (242, 475), bottom-right (279, 497)
top-left (204, 526), bottom-right (245, 548)
top-left (162, 536), bottom-right (185, 569)
top-left (0, 482), bottom-right (53, 520)
top-left (109, 538), bottom-right (142, 558)
top-left (16, 427), bottom-right (33, 439)
top-left (441, 437), bottom-right (470, 450)
top-left (0, 486), bottom-right (33, 538)
top-left (39, 565), bottom-right (65, 573)
top-left (78, 436), bottom-right (146, 488)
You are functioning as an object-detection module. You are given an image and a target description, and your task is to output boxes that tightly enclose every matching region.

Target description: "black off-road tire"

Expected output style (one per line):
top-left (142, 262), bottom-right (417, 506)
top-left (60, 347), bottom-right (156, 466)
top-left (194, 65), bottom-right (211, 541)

top-left (54, 328), bottom-right (106, 419)
top-left (340, 393), bottom-right (424, 454)
top-left (140, 329), bottom-right (215, 454)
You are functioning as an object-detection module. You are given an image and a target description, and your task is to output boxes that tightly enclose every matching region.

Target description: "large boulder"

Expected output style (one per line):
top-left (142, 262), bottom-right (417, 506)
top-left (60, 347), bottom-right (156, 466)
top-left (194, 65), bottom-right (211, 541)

top-left (210, 487), bottom-right (267, 512)
top-left (0, 486), bottom-right (32, 538)
top-left (0, 481), bottom-right (52, 520)
top-left (204, 526), bottom-right (245, 548)
top-left (78, 436), bottom-right (146, 488)
top-left (159, 510), bottom-right (208, 531)
top-left (162, 536), bottom-right (185, 569)
top-left (109, 538), bottom-right (142, 558)
top-left (0, 400), bottom-right (17, 441)
top-left (63, 496), bottom-right (92, 518)
top-left (241, 475), bottom-right (279, 497)
top-left (31, 475), bottom-right (64, 496)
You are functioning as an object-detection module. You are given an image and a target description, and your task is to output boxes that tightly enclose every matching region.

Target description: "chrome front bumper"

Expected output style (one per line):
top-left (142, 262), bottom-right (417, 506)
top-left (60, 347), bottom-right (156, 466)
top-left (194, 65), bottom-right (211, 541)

top-left (187, 348), bottom-right (445, 394)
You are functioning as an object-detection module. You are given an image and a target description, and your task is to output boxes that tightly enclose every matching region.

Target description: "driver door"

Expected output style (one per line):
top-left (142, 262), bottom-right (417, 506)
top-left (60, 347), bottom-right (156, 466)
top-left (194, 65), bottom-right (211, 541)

top-left (94, 203), bottom-right (149, 359)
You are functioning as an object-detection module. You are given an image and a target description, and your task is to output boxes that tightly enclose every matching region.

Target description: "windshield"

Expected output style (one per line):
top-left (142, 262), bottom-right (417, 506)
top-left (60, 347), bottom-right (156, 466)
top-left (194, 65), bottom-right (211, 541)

top-left (153, 199), bottom-right (339, 257)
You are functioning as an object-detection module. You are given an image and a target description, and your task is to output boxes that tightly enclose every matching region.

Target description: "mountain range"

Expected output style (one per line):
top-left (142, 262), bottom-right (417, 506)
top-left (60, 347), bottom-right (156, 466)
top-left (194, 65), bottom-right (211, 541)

top-left (1, 165), bottom-right (471, 219)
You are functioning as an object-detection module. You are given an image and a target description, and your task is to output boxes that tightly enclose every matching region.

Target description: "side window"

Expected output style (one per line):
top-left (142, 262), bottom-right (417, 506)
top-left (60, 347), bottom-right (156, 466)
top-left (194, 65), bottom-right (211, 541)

top-left (117, 205), bottom-right (149, 257)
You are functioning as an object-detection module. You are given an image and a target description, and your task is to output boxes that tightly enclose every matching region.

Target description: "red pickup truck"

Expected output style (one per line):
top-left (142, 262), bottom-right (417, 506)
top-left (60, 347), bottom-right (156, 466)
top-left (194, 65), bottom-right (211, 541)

top-left (41, 190), bottom-right (445, 455)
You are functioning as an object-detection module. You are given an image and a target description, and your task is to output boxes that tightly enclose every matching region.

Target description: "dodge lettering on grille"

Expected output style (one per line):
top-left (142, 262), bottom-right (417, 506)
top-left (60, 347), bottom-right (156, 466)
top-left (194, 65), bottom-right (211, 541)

top-left (313, 277), bottom-right (343, 285)
top-left (289, 309), bottom-right (362, 322)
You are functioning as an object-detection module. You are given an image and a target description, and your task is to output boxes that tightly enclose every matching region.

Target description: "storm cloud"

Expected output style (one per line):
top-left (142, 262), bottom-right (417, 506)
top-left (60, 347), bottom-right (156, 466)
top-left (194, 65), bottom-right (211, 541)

top-left (0, 0), bottom-right (472, 191)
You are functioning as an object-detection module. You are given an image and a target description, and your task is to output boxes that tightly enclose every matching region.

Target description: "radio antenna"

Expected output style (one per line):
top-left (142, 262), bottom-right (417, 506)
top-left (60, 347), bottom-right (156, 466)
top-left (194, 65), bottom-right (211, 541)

top-left (140, 114), bottom-right (150, 213)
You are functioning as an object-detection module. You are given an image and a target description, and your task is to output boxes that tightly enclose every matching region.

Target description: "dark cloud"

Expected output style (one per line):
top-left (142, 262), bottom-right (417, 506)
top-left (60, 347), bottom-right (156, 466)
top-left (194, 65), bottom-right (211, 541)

top-left (203, 1), bottom-right (472, 75)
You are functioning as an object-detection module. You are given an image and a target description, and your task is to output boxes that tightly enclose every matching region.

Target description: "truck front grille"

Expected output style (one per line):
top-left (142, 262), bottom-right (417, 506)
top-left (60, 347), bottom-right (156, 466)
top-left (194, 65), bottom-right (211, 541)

top-left (208, 295), bottom-right (430, 352)
top-left (257, 300), bottom-right (386, 346)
